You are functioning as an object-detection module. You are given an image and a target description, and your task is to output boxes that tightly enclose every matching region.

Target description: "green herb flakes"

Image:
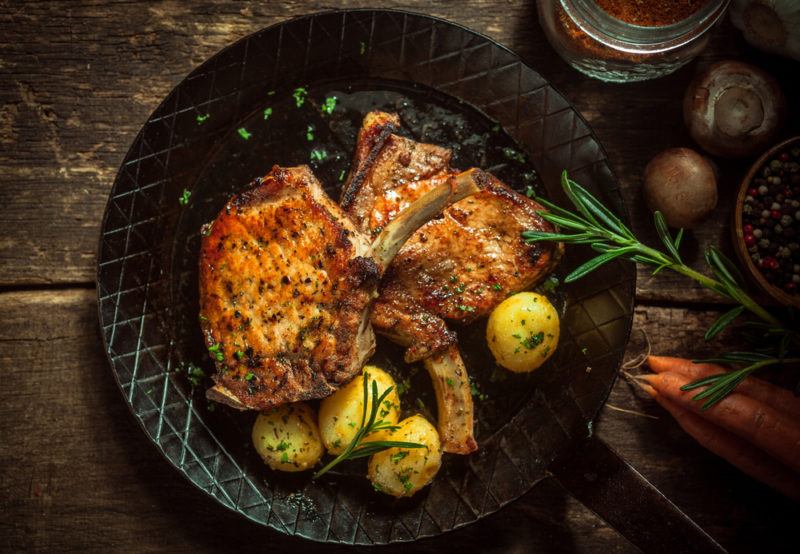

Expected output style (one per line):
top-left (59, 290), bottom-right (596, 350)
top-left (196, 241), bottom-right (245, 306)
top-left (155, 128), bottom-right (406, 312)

top-left (502, 147), bottom-right (526, 164)
top-left (321, 96), bottom-right (337, 115)
top-left (310, 148), bottom-right (327, 162)
top-left (245, 372), bottom-right (255, 381)
top-left (338, 169), bottom-right (346, 182)
top-left (446, 377), bottom-right (455, 388)
top-left (207, 343), bottom-right (224, 362)
top-left (390, 451), bottom-right (409, 464)
top-left (359, 41), bottom-right (366, 55)
top-left (196, 113), bottom-right (210, 125)
top-left (276, 440), bottom-right (290, 451)
top-left (280, 452), bottom-right (290, 464)
top-left (235, 350), bottom-right (245, 360)
top-left (525, 185), bottom-right (535, 198)
top-left (185, 364), bottom-right (205, 387)
top-left (456, 304), bottom-right (475, 312)
top-left (520, 331), bottom-right (545, 350)
top-left (237, 127), bottom-right (252, 140)
top-left (306, 124), bottom-right (314, 141)
top-left (293, 87), bottom-right (308, 108)
top-left (178, 189), bottom-right (191, 206)
top-left (263, 107), bottom-right (273, 120)
top-left (492, 283), bottom-right (503, 291)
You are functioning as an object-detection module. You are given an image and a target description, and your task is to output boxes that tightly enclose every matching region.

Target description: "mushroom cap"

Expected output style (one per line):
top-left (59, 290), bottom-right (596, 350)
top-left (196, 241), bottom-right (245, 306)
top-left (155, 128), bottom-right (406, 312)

top-left (643, 147), bottom-right (718, 229)
top-left (683, 60), bottom-right (786, 158)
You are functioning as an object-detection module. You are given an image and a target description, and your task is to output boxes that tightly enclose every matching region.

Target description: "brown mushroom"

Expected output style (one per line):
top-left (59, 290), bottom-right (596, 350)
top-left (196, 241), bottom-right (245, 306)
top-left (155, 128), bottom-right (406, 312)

top-left (643, 147), bottom-right (718, 229)
top-left (683, 61), bottom-right (786, 158)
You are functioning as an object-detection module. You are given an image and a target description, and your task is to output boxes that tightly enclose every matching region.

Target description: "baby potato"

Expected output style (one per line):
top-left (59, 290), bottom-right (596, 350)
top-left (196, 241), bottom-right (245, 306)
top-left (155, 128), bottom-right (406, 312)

top-left (486, 292), bottom-right (560, 373)
top-left (252, 402), bottom-right (324, 472)
top-left (319, 365), bottom-right (401, 454)
top-left (368, 415), bottom-right (442, 497)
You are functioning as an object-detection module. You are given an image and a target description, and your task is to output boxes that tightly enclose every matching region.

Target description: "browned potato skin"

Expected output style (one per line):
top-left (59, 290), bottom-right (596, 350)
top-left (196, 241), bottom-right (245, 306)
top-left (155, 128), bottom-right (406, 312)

top-left (251, 402), bottom-right (324, 472)
top-left (486, 292), bottom-right (559, 373)
top-left (367, 415), bottom-right (442, 497)
top-left (318, 365), bottom-right (400, 454)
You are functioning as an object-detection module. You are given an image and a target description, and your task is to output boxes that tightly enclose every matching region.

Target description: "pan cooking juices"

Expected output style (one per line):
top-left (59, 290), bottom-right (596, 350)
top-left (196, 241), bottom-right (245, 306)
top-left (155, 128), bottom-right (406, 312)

top-left (538, 0), bottom-right (730, 82)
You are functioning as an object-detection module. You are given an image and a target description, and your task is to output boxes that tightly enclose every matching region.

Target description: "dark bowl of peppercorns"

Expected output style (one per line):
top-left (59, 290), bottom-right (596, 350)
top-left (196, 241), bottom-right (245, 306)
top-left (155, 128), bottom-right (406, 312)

top-left (734, 136), bottom-right (800, 308)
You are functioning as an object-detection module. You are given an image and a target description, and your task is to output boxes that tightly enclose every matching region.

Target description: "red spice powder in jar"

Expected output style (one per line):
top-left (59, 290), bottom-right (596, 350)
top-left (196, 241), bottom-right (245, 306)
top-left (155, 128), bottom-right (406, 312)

top-left (594, 0), bottom-right (710, 26)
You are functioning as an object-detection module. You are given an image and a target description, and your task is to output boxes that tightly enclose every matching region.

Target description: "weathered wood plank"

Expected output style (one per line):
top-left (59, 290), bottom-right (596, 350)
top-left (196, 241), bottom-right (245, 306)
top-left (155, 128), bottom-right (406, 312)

top-left (2, 1), bottom-right (798, 305)
top-left (1, 289), bottom-right (797, 551)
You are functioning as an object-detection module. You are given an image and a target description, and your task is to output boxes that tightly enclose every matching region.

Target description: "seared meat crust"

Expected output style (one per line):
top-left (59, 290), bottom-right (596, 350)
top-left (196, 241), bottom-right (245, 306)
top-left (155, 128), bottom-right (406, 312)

top-left (199, 166), bottom-right (377, 410)
top-left (342, 112), bottom-right (562, 363)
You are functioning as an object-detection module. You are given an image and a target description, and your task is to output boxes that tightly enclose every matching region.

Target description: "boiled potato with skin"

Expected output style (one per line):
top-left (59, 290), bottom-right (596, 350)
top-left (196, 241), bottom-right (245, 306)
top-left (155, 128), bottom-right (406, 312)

top-left (368, 415), bottom-right (442, 498)
top-left (319, 365), bottom-right (401, 455)
top-left (252, 402), bottom-right (323, 472)
top-left (486, 292), bottom-right (559, 373)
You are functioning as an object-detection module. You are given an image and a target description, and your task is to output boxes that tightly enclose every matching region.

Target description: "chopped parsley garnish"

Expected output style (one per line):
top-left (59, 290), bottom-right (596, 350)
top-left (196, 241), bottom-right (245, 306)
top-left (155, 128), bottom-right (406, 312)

top-left (235, 350), bottom-right (245, 360)
top-left (540, 276), bottom-right (560, 293)
top-left (492, 283), bottom-right (503, 291)
top-left (237, 127), bottom-right (252, 140)
top-left (178, 189), bottom-right (191, 205)
top-left (309, 148), bottom-right (327, 162)
top-left (196, 113), bottom-right (210, 125)
top-left (502, 147), bottom-right (526, 164)
top-left (293, 86), bottom-right (308, 108)
top-left (396, 378), bottom-right (411, 396)
top-left (245, 372), bottom-right (255, 381)
top-left (280, 452), bottom-right (290, 464)
top-left (338, 169), bottom-right (346, 182)
top-left (207, 343), bottom-right (224, 362)
top-left (470, 379), bottom-right (488, 401)
top-left (446, 377), bottom-right (455, 387)
top-left (456, 304), bottom-right (475, 312)
top-left (581, 347), bottom-right (588, 355)
top-left (306, 124), bottom-right (314, 141)
top-left (263, 107), bottom-right (273, 120)
top-left (521, 331), bottom-right (545, 350)
top-left (390, 451), bottom-right (409, 464)
top-left (321, 96), bottom-right (337, 115)
top-left (525, 185), bottom-right (535, 198)
top-left (372, 482), bottom-right (382, 492)
top-left (276, 440), bottom-right (290, 451)
top-left (267, 90), bottom-right (275, 96)
top-left (185, 364), bottom-right (205, 387)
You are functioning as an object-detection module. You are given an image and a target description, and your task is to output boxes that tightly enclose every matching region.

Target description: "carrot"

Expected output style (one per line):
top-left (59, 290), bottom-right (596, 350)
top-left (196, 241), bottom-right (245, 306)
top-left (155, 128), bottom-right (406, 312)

top-left (647, 355), bottom-right (800, 420)
top-left (642, 385), bottom-right (800, 502)
top-left (641, 371), bottom-right (800, 473)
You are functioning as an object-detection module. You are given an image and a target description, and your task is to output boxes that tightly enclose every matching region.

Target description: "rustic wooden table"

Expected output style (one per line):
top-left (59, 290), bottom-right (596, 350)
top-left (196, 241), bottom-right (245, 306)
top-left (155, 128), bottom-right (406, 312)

top-left (1, 2), bottom-right (798, 552)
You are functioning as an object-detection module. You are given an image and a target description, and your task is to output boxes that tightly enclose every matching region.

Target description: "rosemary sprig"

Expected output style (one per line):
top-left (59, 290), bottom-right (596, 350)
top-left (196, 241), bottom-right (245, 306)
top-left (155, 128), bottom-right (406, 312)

top-left (523, 170), bottom-right (799, 409)
top-left (313, 373), bottom-right (424, 478)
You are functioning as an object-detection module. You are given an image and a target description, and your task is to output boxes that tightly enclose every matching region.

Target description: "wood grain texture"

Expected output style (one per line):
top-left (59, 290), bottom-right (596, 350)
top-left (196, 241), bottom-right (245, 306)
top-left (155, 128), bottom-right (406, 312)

top-left (2, 1), bottom-right (799, 552)
top-left (1, 291), bottom-right (797, 552)
top-left (1, 1), bottom-right (798, 302)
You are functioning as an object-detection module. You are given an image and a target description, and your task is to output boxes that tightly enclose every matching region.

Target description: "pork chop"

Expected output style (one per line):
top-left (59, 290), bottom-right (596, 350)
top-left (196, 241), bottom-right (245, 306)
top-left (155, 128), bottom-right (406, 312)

top-left (340, 112), bottom-right (563, 453)
top-left (199, 165), bottom-right (480, 411)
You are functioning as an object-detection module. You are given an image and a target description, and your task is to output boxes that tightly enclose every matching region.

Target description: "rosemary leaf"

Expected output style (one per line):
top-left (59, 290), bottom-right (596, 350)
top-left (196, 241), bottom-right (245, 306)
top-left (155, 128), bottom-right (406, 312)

top-left (313, 374), bottom-right (424, 478)
top-left (704, 306), bottom-right (745, 341)
top-left (565, 246), bottom-right (638, 282)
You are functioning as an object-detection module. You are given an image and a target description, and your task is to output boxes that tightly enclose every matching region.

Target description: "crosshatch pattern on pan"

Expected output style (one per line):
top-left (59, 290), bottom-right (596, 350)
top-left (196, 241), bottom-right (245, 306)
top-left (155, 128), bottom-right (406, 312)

top-left (97, 9), bottom-right (635, 544)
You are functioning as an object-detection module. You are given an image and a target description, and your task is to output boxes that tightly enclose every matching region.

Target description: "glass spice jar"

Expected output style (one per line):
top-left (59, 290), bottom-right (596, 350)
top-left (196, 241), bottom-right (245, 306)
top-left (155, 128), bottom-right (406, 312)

top-left (538, 0), bottom-right (731, 82)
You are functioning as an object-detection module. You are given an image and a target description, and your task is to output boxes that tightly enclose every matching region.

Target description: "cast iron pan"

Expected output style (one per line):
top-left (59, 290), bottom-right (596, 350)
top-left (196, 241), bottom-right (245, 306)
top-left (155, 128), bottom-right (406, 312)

top-left (97, 9), bottom-right (723, 551)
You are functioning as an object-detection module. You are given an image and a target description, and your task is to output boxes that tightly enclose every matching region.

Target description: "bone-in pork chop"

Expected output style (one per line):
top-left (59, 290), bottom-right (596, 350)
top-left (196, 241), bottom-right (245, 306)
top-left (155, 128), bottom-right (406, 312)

top-left (340, 112), bottom-right (563, 453)
top-left (199, 165), bottom-right (480, 411)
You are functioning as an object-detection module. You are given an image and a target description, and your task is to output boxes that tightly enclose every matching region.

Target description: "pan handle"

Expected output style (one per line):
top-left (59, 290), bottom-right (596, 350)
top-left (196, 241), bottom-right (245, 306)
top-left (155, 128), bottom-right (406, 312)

top-left (549, 435), bottom-right (726, 553)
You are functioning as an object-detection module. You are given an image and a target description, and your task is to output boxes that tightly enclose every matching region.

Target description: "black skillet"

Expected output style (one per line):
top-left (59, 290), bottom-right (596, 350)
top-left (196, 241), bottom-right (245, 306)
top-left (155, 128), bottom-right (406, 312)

top-left (97, 9), bottom-right (724, 551)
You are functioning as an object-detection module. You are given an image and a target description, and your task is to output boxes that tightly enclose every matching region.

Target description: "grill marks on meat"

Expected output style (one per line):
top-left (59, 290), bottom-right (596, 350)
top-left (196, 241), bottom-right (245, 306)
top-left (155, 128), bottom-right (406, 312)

top-left (340, 111), bottom-right (563, 453)
top-left (199, 166), bottom-right (379, 410)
